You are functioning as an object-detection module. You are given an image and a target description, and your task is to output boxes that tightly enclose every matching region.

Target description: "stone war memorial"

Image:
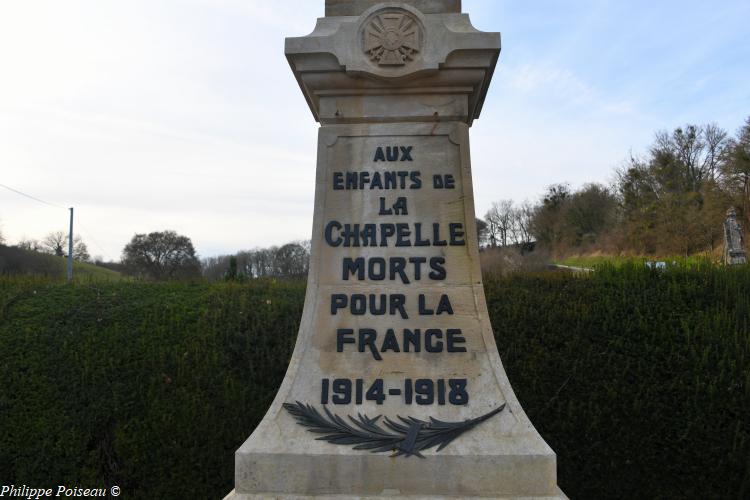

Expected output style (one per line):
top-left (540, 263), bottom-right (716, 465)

top-left (225, 1), bottom-right (565, 498)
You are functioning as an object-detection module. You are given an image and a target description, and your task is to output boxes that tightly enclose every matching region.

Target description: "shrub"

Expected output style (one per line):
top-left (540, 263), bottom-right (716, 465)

top-left (486, 264), bottom-right (750, 499)
top-left (0, 265), bottom-right (748, 499)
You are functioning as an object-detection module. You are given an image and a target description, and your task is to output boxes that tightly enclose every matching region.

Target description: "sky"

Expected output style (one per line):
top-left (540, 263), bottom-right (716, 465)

top-left (1, 0), bottom-right (749, 260)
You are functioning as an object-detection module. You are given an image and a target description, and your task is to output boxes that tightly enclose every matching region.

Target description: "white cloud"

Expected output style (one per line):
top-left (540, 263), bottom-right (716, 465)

top-left (0, 0), bottom-right (321, 257)
top-left (1, 1), bottom-right (748, 258)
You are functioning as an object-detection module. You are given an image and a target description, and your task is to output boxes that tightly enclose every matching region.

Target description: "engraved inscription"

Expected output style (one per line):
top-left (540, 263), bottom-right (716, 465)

top-left (284, 137), bottom-right (508, 457)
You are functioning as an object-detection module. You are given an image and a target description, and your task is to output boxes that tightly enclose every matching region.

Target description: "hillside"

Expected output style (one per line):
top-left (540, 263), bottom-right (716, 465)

top-left (0, 245), bottom-right (123, 281)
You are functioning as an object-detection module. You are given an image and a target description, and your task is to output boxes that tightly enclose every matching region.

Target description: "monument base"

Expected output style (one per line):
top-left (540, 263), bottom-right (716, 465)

top-left (225, 490), bottom-right (568, 499)
top-left (226, 429), bottom-right (563, 498)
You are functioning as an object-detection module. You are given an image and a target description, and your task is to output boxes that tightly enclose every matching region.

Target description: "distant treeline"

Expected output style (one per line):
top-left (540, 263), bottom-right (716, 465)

top-left (201, 241), bottom-right (310, 281)
top-left (480, 116), bottom-right (750, 257)
top-left (6, 116), bottom-right (748, 281)
top-left (0, 235), bottom-right (311, 282)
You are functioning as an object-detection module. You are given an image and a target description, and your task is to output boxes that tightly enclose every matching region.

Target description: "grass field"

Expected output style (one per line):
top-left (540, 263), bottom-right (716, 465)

top-left (72, 260), bottom-right (124, 281)
top-left (0, 245), bottom-right (124, 281)
top-left (556, 253), bottom-right (718, 269)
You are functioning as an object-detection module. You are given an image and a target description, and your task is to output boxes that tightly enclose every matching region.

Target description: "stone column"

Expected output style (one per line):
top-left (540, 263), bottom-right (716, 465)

top-left (225, 1), bottom-right (565, 498)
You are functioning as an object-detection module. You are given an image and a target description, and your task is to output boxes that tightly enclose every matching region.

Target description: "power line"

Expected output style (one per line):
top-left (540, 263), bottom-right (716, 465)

top-left (0, 182), bottom-right (67, 210)
top-left (78, 221), bottom-right (117, 262)
top-left (1, 181), bottom-right (117, 262)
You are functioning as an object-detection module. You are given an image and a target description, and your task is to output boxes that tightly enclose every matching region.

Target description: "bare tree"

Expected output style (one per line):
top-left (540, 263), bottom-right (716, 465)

top-left (485, 200), bottom-right (515, 247)
top-left (722, 117), bottom-right (750, 222)
top-left (513, 201), bottom-right (535, 246)
top-left (73, 239), bottom-right (90, 262)
top-left (42, 231), bottom-right (67, 256)
top-left (252, 247), bottom-right (276, 278)
top-left (40, 231), bottom-right (89, 261)
top-left (704, 123), bottom-right (729, 181)
top-left (475, 218), bottom-right (489, 248)
top-left (201, 255), bottom-right (232, 281)
top-left (17, 238), bottom-right (41, 252)
top-left (652, 123), bottom-right (728, 192)
top-left (202, 239), bottom-right (313, 282)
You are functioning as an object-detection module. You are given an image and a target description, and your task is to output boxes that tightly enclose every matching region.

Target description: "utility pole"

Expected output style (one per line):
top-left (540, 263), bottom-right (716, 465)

top-left (67, 207), bottom-right (74, 281)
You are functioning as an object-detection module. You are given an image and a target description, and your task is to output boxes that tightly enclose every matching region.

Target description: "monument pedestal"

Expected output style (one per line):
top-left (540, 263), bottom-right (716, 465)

top-left (226, 3), bottom-right (565, 498)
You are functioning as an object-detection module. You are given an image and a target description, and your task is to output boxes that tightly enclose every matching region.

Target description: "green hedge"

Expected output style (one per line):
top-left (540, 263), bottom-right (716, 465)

top-left (487, 264), bottom-right (750, 499)
top-left (0, 267), bottom-right (748, 499)
top-left (0, 278), bottom-right (302, 499)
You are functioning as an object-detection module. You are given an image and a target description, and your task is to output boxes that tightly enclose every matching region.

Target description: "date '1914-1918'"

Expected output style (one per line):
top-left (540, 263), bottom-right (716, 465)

top-left (321, 378), bottom-right (468, 406)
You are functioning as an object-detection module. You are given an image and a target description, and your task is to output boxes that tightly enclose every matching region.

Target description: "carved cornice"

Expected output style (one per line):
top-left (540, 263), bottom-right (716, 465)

top-left (325, 0), bottom-right (461, 17)
top-left (285, 2), bottom-right (500, 125)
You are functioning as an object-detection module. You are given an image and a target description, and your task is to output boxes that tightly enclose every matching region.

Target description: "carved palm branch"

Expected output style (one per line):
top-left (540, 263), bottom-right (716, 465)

top-left (283, 401), bottom-right (505, 458)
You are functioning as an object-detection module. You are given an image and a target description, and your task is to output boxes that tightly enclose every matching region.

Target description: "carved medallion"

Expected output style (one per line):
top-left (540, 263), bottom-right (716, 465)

top-left (363, 9), bottom-right (422, 66)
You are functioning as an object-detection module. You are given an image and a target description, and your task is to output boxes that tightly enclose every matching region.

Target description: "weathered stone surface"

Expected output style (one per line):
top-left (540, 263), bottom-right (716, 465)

top-left (724, 207), bottom-right (747, 265)
top-left (326, 0), bottom-right (461, 17)
top-left (225, 2), bottom-right (564, 498)
top-left (285, 4), bottom-right (500, 124)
